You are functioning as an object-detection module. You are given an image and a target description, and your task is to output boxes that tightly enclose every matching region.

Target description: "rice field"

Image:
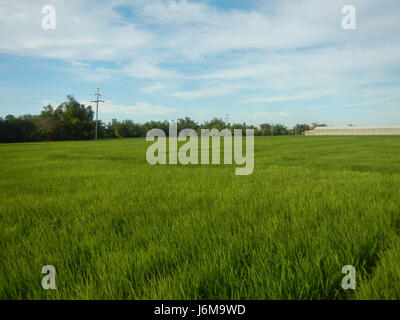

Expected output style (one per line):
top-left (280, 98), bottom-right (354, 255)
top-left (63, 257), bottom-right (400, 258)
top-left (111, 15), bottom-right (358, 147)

top-left (1, 136), bottom-right (400, 299)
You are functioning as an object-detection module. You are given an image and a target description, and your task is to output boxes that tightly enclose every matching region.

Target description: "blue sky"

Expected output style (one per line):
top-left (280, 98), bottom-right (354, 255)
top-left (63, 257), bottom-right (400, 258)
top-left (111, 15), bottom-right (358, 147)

top-left (0, 0), bottom-right (399, 126)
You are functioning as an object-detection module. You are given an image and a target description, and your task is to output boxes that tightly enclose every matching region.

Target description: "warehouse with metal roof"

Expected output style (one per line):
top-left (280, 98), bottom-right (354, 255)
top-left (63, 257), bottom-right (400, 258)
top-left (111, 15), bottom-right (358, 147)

top-left (305, 126), bottom-right (400, 136)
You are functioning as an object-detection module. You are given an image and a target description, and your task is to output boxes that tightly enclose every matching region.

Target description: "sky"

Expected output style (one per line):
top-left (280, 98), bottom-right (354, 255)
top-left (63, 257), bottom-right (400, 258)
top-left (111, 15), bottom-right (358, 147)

top-left (0, 0), bottom-right (399, 127)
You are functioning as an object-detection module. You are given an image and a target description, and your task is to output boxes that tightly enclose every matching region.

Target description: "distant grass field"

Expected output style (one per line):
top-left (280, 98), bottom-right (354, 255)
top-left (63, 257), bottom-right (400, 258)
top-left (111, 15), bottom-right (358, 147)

top-left (1, 136), bottom-right (400, 299)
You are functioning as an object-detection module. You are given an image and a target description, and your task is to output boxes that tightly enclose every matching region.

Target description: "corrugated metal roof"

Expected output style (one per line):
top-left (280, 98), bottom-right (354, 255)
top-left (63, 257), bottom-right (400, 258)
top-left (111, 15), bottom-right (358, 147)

top-left (314, 126), bottom-right (400, 130)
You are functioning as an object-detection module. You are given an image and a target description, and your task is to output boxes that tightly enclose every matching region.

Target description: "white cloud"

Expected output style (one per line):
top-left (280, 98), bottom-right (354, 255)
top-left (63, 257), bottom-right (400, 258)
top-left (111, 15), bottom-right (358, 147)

top-left (344, 97), bottom-right (400, 107)
top-left (243, 90), bottom-right (335, 103)
top-left (82, 100), bottom-right (175, 116)
top-left (251, 111), bottom-right (291, 119)
top-left (68, 60), bottom-right (90, 68)
top-left (172, 85), bottom-right (237, 99)
top-left (0, 0), bottom-right (152, 61)
top-left (121, 60), bottom-right (181, 79)
top-left (40, 100), bottom-right (60, 107)
top-left (1, 0), bottom-right (400, 124)
top-left (141, 83), bottom-right (165, 94)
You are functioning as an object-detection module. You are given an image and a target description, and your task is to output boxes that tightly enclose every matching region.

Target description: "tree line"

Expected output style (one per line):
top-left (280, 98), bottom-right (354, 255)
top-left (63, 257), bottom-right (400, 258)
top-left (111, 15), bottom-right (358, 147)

top-left (0, 95), bottom-right (326, 143)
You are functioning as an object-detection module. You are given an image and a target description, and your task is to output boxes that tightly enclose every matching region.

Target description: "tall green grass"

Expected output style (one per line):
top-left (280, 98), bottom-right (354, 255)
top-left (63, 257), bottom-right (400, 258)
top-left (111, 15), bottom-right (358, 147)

top-left (1, 136), bottom-right (400, 299)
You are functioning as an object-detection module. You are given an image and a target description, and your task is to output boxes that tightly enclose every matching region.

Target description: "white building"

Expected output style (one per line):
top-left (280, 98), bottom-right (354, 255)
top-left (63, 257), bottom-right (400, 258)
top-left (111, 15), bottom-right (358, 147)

top-left (305, 126), bottom-right (400, 136)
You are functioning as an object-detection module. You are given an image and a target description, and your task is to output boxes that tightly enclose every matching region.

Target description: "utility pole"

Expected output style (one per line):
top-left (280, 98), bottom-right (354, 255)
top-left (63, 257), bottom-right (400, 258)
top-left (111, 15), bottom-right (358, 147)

top-left (91, 88), bottom-right (104, 141)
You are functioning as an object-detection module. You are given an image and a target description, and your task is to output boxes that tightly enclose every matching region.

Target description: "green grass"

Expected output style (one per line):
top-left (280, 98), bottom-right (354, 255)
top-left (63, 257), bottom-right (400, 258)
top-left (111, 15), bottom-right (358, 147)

top-left (1, 136), bottom-right (400, 299)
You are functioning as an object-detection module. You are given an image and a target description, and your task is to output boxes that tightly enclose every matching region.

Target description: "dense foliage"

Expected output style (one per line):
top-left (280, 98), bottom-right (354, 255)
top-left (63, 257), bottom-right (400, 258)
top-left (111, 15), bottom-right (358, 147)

top-left (0, 96), bottom-right (324, 142)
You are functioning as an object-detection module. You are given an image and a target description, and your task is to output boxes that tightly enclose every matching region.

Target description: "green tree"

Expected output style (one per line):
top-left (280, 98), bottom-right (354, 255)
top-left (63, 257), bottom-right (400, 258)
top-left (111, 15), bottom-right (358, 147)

top-left (293, 124), bottom-right (311, 135)
top-left (114, 120), bottom-right (143, 138)
top-left (273, 123), bottom-right (287, 136)
top-left (177, 117), bottom-right (199, 132)
top-left (259, 123), bottom-right (273, 136)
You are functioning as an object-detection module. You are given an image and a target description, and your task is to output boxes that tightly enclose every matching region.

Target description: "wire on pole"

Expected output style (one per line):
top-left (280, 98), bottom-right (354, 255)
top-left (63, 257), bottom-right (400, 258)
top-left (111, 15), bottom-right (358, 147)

top-left (91, 88), bottom-right (104, 141)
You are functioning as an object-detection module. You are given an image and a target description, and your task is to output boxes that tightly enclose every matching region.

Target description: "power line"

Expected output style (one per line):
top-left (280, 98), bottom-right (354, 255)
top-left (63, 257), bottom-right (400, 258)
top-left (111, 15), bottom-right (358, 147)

top-left (91, 88), bottom-right (104, 141)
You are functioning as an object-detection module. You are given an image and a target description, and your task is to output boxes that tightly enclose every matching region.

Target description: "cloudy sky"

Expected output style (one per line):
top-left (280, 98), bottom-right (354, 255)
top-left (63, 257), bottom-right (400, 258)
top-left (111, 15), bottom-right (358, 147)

top-left (0, 0), bottom-right (399, 126)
